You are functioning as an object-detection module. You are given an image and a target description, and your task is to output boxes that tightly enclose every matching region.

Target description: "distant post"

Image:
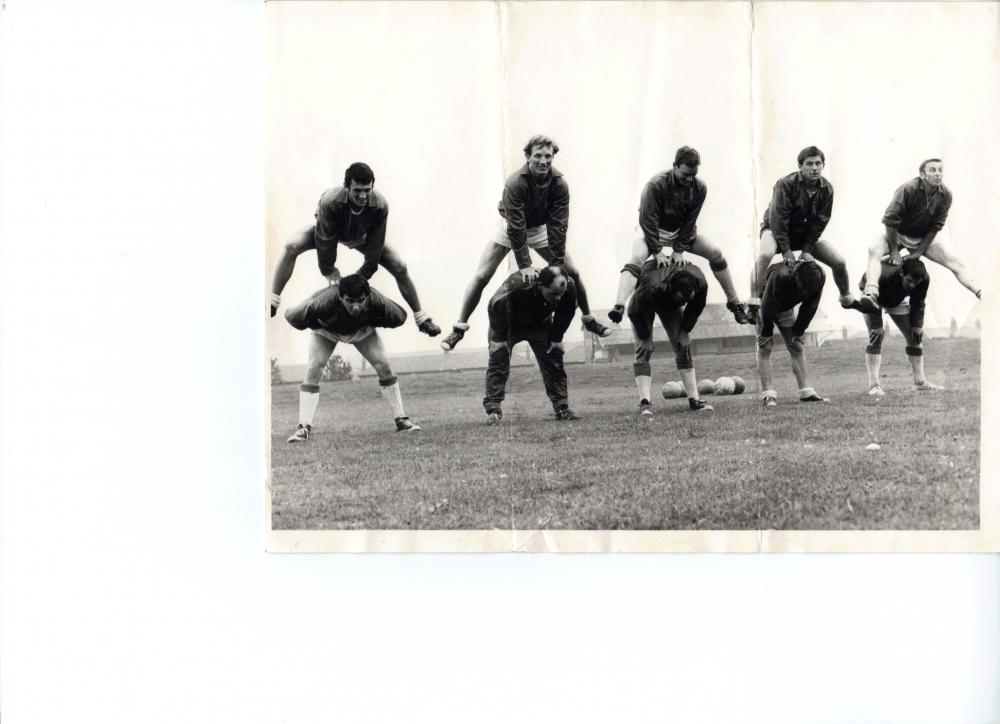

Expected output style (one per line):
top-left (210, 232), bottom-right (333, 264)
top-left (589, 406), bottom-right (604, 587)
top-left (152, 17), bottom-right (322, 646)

top-left (950, 317), bottom-right (958, 338)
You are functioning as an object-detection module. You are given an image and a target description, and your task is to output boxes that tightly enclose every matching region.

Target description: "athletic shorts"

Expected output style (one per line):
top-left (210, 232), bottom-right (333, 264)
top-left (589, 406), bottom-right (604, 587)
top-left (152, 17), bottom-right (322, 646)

top-left (494, 224), bottom-right (548, 250)
top-left (313, 327), bottom-right (374, 345)
top-left (636, 226), bottom-right (693, 253)
top-left (882, 301), bottom-right (910, 317)
top-left (892, 233), bottom-right (921, 251)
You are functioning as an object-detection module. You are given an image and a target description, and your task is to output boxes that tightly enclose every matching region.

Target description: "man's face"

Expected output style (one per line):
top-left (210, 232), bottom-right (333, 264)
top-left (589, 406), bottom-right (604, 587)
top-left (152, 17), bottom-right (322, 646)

top-left (347, 180), bottom-right (373, 208)
top-left (669, 287), bottom-right (696, 306)
top-left (901, 273), bottom-right (921, 292)
top-left (921, 161), bottom-right (944, 187)
top-left (674, 163), bottom-right (699, 187)
top-left (798, 155), bottom-right (825, 182)
top-left (527, 144), bottom-right (555, 177)
top-left (539, 275), bottom-right (568, 304)
top-left (341, 293), bottom-right (370, 317)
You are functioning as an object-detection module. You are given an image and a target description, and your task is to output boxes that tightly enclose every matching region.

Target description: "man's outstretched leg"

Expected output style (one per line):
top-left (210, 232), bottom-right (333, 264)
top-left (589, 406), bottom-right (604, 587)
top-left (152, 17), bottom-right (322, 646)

top-left (689, 236), bottom-right (749, 324)
top-left (610, 237), bottom-right (651, 324)
top-left (379, 243), bottom-right (440, 337)
top-left (748, 231), bottom-right (779, 323)
top-left (355, 332), bottom-right (421, 431)
top-left (441, 242), bottom-right (511, 351)
top-left (812, 239), bottom-right (856, 308)
top-left (922, 241), bottom-right (983, 300)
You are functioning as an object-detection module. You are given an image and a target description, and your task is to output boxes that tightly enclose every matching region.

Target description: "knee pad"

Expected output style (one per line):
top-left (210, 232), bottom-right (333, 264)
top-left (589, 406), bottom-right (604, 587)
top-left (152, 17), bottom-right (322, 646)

top-left (378, 375), bottom-right (398, 387)
top-left (634, 347), bottom-right (653, 365)
top-left (632, 361), bottom-right (651, 377)
top-left (709, 258), bottom-right (728, 272)
top-left (622, 263), bottom-right (642, 279)
top-left (905, 345), bottom-right (923, 357)
top-left (674, 343), bottom-right (693, 370)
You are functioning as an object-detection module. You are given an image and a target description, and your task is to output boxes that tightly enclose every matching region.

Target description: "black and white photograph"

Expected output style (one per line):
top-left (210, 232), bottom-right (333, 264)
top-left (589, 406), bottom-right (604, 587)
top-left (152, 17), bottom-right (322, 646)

top-left (265, 1), bottom-right (998, 551)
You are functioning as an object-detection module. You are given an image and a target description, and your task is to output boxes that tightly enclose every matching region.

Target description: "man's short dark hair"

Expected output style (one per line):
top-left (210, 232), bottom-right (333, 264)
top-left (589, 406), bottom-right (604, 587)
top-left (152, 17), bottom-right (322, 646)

top-left (673, 146), bottom-right (700, 169)
top-left (797, 146), bottom-right (825, 165)
top-left (919, 158), bottom-right (942, 174)
top-left (522, 135), bottom-right (559, 158)
top-left (900, 256), bottom-right (929, 283)
top-left (344, 162), bottom-right (375, 188)
top-left (668, 269), bottom-right (699, 298)
top-left (339, 274), bottom-right (371, 298)
top-left (537, 265), bottom-right (566, 288)
top-left (793, 260), bottom-right (825, 297)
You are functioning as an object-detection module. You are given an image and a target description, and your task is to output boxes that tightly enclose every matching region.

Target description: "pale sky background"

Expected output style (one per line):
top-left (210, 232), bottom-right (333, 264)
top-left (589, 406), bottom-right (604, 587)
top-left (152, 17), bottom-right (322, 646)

top-left (267, 1), bottom-right (998, 368)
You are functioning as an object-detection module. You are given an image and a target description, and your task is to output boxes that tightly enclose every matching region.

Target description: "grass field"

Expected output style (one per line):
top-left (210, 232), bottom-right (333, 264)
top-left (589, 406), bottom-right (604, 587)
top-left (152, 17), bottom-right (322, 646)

top-left (270, 337), bottom-right (980, 531)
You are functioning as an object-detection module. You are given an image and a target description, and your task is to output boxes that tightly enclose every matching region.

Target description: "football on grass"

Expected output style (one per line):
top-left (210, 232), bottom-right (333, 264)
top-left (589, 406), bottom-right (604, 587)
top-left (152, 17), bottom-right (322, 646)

top-left (661, 381), bottom-right (685, 399)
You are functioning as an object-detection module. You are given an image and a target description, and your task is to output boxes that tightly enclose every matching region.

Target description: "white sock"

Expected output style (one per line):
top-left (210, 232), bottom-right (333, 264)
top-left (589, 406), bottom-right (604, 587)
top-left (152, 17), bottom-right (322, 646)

top-left (865, 353), bottom-right (882, 388)
top-left (909, 355), bottom-right (926, 385)
top-left (299, 390), bottom-right (320, 426)
top-left (635, 375), bottom-right (652, 402)
top-left (798, 387), bottom-right (816, 399)
top-left (414, 310), bottom-right (428, 325)
top-left (760, 389), bottom-right (777, 400)
top-left (679, 368), bottom-right (698, 399)
top-left (453, 321), bottom-right (470, 331)
top-left (581, 313), bottom-right (594, 322)
top-left (380, 382), bottom-right (406, 418)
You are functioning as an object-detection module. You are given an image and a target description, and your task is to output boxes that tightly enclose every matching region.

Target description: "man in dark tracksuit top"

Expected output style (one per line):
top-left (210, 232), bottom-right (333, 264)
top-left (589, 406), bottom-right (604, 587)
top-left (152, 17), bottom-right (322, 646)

top-left (859, 158), bottom-right (980, 313)
top-left (282, 274), bottom-right (420, 442)
top-left (483, 266), bottom-right (579, 423)
top-left (755, 260), bottom-right (830, 406)
top-left (270, 162), bottom-right (440, 337)
top-left (440, 134), bottom-right (610, 352)
top-left (610, 145), bottom-right (749, 327)
top-left (851, 257), bottom-right (940, 396)
top-left (750, 146), bottom-right (856, 321)
top-left (628, 261), bottom-right (713, 415)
